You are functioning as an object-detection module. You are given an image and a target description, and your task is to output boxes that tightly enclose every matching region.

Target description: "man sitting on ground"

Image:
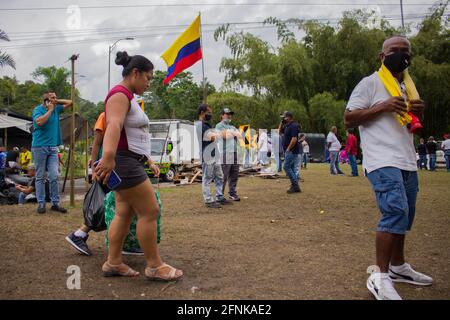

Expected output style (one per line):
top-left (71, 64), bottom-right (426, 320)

top-left (16, 164), bottom-right (36, 205)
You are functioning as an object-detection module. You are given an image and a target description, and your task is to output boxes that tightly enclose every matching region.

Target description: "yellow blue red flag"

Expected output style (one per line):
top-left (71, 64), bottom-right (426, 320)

top-left (161, 15), bottom-right (202, 85)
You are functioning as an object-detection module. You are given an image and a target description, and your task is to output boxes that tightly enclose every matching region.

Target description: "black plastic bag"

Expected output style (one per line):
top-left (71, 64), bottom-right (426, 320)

top-left (83, 182), bottom-right (106, 232)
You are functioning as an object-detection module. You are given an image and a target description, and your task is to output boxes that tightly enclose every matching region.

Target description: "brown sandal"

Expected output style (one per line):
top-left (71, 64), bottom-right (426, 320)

top-left (102, 261), bottom-right (140, 277)
top-left (145, 263), bottom-right (183, 281)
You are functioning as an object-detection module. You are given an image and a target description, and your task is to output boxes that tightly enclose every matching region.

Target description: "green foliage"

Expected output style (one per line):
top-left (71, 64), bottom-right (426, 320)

top-left (214, 5), bottom-right (450, 138)
top-left (32, 66), bottom-right (72, 98)
top-left (143, 70), bottom-right (215, 121)
top-left (0, 29), bottom-right (15, 70)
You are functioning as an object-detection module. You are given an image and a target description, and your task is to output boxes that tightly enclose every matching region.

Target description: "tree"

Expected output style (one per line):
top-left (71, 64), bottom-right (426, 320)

top-left (214, 6), bottom-right (450, 137)
top-left (0, 30), bottom-right (15, 70)
top-left (31, 66), bottom-right (72, 98)
top-left (144, 70), bottom-right (215, 121)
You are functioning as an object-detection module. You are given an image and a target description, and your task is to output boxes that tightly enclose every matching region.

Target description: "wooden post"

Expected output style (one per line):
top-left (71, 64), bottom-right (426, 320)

top-left (85, 120), bottom-right (89, 189)
top-left (4, 128), bottom-right (7, 150)
top-left (69, 54), bottom-right (79, 207)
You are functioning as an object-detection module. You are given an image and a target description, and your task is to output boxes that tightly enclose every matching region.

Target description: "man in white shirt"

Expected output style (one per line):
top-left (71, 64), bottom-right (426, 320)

top-left (442, 134), bottom-right (450, 172)
top-left (345, 36), bottom-right (432, 300)
top-left (327, 126), bottom-right (343, 175)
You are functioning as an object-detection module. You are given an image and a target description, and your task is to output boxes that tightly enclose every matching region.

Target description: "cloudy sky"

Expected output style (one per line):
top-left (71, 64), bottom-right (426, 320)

top-left (0, 0), bottom-right (437, 103)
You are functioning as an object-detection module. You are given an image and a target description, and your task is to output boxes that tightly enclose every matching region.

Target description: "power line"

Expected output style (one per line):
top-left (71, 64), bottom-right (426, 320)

top-left (0, 2), bottom-right (439, 12)
top-left (2, 14), bottom-right (445, 50)
top-left (5, 13), bottom-right (438, 42)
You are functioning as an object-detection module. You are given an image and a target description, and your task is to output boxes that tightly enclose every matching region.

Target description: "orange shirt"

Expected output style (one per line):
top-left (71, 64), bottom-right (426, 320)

top-left (94, 112), bottom-right (106, 135)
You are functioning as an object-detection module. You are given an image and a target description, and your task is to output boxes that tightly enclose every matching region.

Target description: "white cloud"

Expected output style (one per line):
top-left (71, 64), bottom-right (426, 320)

top-left (0, 0), bottom-right (428, 103)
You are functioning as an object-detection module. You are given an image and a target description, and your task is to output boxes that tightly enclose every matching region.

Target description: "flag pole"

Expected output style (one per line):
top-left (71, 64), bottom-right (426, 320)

top-left (199, 12), bottom-right (207, 104)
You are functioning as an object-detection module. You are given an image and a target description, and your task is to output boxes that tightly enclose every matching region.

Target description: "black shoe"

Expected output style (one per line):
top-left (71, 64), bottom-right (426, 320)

top-left (217, 199), bottom-right (233, 205)
top-left (122, 248), bottom-right (144, 256)
top-left (37, 204), bottom-right (46, 214)
top-left (51, 205), bottom-right (68, 213)
top-left (65, 232), bottom-right (92, 256)
top-left (287, 184), bottom-right (301, 194)
top-left (205, 202), bottom-right (222, 209)
top-left (229, 195), bottom-right (241, 201)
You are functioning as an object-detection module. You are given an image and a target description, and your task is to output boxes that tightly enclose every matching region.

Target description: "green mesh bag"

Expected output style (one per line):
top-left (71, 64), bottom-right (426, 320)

top-left (105, 190), bottom-right (162, 251)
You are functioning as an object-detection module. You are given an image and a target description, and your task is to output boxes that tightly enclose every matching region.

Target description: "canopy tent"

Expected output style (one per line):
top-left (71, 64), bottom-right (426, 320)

top-left (0, 114), bottom-right (32, 132)
top-left (0, 112), bottom-right (94, 149)
top-left (0, 113), bottom-right (33, 149)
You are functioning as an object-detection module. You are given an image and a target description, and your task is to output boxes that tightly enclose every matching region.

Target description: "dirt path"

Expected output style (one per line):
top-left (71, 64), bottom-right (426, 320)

top-left (1, 164), bottom-right (449, 300)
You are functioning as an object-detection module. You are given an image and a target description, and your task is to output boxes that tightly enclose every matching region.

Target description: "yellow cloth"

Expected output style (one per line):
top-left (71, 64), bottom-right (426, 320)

top-left (377, 63), bottom-right (420, 126)
top-left (19, 150), bottom-right (32, 168)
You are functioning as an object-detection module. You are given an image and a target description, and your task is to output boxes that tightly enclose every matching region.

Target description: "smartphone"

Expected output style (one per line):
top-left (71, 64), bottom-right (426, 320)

top-left (93, 160), bottom-right (122, 190)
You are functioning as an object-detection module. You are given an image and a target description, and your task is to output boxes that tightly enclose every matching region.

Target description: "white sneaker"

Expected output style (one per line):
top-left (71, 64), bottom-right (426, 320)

top-left (367, 273), bottom-right (402, 300)
top-left (389, 263), bottom-right (433, 286)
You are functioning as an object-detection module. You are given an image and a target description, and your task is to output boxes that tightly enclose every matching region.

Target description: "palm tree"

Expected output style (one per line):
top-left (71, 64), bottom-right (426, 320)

top-left (0, 30), bottom-right (15, 69)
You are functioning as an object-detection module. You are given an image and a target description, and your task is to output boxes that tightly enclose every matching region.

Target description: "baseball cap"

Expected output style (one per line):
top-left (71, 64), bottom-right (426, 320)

top-left (221, 107), bottom-right (235, 115)
top-left (281, 111), bottom-right (293, 118)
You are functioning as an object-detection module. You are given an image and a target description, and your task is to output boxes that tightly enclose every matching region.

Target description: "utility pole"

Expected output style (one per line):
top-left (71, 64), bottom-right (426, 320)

top-left (400, 0), bottom-right (405, 34)
top-left (69, 54), bottom-right (79, 207)
top-left (85, 120), bottom-right (89, 190)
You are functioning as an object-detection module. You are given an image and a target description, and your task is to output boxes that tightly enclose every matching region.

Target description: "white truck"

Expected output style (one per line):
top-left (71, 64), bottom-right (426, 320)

top-left (148, 119), bottom-right (200, 182)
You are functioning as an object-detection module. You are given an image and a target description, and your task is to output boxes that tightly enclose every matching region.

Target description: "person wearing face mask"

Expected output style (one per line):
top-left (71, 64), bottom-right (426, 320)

top-left (345, 36), bottom-right (431, 300)
top-left (198, 104), bottom-right (228, 208)
top-left (215, 108), bottom-right (242, 202)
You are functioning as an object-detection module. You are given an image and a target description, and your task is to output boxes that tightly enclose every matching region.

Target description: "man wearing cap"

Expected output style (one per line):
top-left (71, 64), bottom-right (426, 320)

top-left (197, 104), bottom-right (228, 208)
top-left (216, 107), bottom-right (242, 201)
top-left (32, 91), bottom-right (72, 214)
top-left (279, 111), bottom-right (301, 193)
top-left (16, 164), bottom-right (36, 205)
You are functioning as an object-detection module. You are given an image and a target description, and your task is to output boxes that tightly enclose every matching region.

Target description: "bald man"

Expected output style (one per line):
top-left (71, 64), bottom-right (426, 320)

top-left (344, 36), bottom-right (432, 300)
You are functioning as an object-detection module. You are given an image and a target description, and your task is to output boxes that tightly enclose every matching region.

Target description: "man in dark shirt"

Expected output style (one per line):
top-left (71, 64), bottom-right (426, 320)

top-left (417, 138), bottom-right (427, 170)
top-left (426, 136), bottom-right (437, 171)
top-left (280, 111), bottom-right (301, 193)
top-left (197, 104), bottom-right (227, 208)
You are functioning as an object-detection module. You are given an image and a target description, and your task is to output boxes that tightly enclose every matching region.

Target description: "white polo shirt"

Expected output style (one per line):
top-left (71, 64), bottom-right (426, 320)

top-left (346, 72), bottom-right (417, 174)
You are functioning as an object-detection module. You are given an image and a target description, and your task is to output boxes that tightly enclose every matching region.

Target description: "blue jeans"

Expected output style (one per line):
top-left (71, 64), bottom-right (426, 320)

top-left (284, 151), bottom-right (301, 184)
top-left (429, 154), bottom-right (436, 171)
top-left (445, 150), bottom-right (450, 171)
top-left (277, 154), bottom-right (284, 172)
top-left (418, 154), bottom-right (427, 170)
top-left (348, 154), bottom-right (358, 176)
top-left (18, 192), bottom-right (27, 205)
top-left (330, 151), bottom-right (343, 175)
top-left (367, 167), bottom-right (418, 234)
top-left (302, 153), bottom-right (309, 168)
top-left (202, 162), bottom-right (225, 203)
top-left (31, 146), bottom-right (60, 205)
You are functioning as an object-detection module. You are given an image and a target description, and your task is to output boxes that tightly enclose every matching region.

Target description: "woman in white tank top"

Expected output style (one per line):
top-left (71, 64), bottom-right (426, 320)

top-left (95, 51), bottom-right (183, 282)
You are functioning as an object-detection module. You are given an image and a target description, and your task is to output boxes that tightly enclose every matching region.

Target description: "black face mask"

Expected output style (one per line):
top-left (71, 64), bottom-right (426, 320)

top-left (383, 51), bottom-right (411, 73)
top-left (205, 114), bottom-right (212, 122)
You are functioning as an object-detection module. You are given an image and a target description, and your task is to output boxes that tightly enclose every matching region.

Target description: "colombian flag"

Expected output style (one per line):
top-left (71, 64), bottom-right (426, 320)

top-left (161, 15), bottom-right (203, 85)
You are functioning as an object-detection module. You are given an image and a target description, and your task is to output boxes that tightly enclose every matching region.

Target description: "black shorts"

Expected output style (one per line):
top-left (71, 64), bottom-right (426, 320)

top-left (114, 150), bottom-right (148, 191)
